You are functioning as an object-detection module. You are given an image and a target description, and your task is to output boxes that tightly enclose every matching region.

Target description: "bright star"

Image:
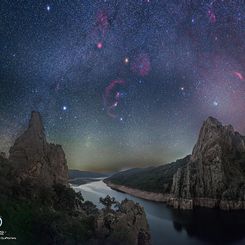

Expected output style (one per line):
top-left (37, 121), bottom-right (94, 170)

top-left (124, 57), bottom-right (129, 64)
top-left (63, 106), bottom-right (67, 111)
top-left (47, 5), bottom-right (50, 11)
top-left (213, 101), bottom-right (218, 106)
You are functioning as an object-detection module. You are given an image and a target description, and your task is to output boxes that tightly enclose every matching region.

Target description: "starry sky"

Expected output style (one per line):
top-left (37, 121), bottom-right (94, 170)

top-left (1, 0), bottom-right (245, 172)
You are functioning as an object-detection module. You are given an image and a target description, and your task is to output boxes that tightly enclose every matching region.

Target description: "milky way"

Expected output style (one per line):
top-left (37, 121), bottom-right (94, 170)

top-left (0, 0), bottom-right (245, 171)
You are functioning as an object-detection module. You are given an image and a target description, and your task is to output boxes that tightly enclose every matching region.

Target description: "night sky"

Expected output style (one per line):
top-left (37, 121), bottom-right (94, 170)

top-left (1, 0), bottom-right (245, 172)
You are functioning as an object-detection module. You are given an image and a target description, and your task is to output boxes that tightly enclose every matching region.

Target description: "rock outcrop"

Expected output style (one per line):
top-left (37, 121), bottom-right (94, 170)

top-left (170, 117), bottom-right (245, 210)
top-left (96, 196), bottom-right (151, 245)
top-left (106, 116), bottom-right (245, 210)
top-left (0, 152), bottom-right (7, 159)
top-left (9, 111), bottom-right (68, 186)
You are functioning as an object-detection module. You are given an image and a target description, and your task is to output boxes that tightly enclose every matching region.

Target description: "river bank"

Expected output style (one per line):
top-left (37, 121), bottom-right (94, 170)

top-left (104, 181), bottom-right (245, 210)
top-left (104, 181), bottom-right (170, 202)
top-left (74, 180), bottom-right (245, 245)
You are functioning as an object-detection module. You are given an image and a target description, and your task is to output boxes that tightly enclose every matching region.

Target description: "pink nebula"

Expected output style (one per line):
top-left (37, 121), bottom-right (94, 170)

top-left (131, 53), bottom-right (151, 76)
top-left (233, 71), bottom-right (244, 81)
top-left (208, 9), bottom-right (216, 23)
top-left (96, 10), bottom-right (109, 37)
top-left (104, 80), bottom-right (125, 118)
top-left (97, 42), bottom-right (103, 49)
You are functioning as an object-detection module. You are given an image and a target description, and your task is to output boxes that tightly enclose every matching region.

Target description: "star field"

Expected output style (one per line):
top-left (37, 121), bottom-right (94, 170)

top-left (0, 0), bottom-right (245, 171)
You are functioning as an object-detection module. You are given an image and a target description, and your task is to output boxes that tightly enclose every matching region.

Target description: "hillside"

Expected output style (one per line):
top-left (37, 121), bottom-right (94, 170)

top-left (106, 156), bottom-right (190, 193)
top-left (69, 169), bottom-right (110, 179)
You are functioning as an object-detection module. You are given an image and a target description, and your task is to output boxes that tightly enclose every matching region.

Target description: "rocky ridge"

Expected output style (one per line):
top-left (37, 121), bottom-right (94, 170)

top-left (106, 117), bottom-right (245, 210)
top-left (170, 117), bottom-right (245, 209)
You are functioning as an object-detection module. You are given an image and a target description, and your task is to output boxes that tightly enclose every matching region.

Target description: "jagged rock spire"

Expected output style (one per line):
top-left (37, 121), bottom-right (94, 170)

top-left (192, 116), bottom-right (244, 161)
top-left (28, 111), bottom-right (45, 134)
top-left (9, 111), bottom-right (68, 186)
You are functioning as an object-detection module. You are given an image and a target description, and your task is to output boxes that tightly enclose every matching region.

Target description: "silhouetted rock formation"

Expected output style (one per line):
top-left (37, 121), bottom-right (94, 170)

top-left (170, 117), bottom-right (245, 209)
top-left (96, 196), bottom-right (150, 245)
top-left (107, 117), bottom-right (245, 210)
top-left (9, 111), bottom-right (68, 186)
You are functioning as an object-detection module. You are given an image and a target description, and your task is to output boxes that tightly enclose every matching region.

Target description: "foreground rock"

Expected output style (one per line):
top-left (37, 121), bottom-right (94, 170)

top-left (95, 196), bottom-right (150, 245)
top-left (106, 117), bottom-right (245, 210)
top-left (9, 111), bottom-right (68, 186)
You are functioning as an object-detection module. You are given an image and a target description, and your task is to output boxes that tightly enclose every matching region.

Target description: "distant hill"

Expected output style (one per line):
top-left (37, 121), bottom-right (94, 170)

top-left (69, 169), bottom-right (111, 179)
top-left (106, 156), bottom-right (190, 193)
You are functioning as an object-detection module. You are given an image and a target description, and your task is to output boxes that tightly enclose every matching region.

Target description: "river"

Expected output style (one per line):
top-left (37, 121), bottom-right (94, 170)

top-left (73, 180), bottom-right (245, 245)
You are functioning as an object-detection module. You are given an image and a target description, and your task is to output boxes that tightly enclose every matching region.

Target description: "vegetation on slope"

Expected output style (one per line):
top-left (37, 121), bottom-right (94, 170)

top-left (0, 156), bottom-right (151, 245)
top-left (106, 156), bottom-right (190, 193)
top-left (0, 156), bottom-right (96, 244)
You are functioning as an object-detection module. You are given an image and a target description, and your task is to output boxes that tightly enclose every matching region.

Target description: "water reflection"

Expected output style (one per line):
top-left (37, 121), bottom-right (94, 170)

top-left (170, 208), bottom-right (245, 244)
top-left (73, 181), bottom-right (245, 245)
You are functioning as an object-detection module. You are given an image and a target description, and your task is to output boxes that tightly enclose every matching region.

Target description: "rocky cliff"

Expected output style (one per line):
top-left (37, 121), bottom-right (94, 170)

top-left (106, 117), bottom-right (245, 210)
top-left (9, 111), bottom-right (68, 186)
top-left (170, 117), bottom-right (245, 210)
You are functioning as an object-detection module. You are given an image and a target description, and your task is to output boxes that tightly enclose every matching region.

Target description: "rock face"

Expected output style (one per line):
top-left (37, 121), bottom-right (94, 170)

top-left (106, 117), bottom-right (245, 210)
top-left (9, 111), bottom-right (68, 186)
top-left (170, 117), bottom-right (245, 210)
top-left (96, 197), bottom-right (151, 245)
top-left (0, 152), bottom-right (6, 159)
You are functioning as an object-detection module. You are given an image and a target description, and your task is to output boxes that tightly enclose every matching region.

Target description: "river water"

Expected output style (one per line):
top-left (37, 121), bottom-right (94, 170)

top-left (73, 180), bottom-right (245, 245)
